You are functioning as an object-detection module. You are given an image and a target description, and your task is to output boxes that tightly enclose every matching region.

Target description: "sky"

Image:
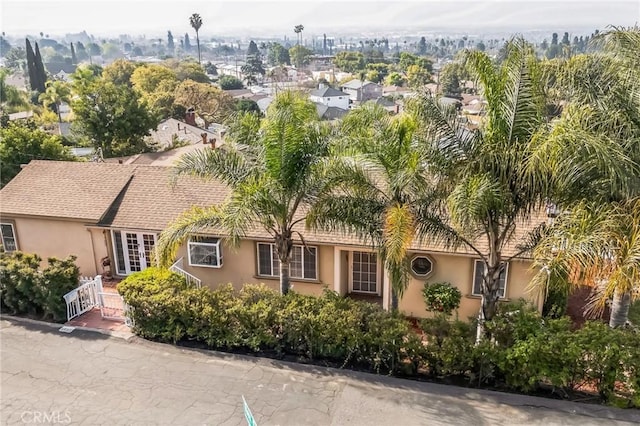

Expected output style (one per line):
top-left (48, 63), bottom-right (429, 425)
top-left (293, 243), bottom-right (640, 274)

top-left (1, 0), bottom-right (639, 37)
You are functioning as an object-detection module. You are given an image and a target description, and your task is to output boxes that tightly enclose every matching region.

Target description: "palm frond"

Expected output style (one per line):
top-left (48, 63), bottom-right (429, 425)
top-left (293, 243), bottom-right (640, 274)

top-left (156, 205), bottom-right (222, 267)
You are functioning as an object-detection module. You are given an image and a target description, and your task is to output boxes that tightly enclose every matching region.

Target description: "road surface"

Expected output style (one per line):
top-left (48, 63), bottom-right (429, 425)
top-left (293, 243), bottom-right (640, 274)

top-left (1, 317), bottom-right (638, 425)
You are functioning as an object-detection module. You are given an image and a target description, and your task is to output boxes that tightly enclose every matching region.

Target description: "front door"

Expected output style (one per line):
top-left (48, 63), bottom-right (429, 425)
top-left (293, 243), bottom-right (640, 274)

top-left (112, 230), bottom-right (157, 275)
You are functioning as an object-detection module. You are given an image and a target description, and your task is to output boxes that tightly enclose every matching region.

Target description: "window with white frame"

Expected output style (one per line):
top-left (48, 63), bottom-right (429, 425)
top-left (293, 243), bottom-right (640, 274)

top-left (351, 251), bottom-right (378, 293)
top-left (0, 223), bottom-right (18, 252)
top-left (256, 243), bottom-right (317, 280)
top-left (188, 237), bottom-right (222, 268)
top-left (472, 260), bottom-right (508, 298)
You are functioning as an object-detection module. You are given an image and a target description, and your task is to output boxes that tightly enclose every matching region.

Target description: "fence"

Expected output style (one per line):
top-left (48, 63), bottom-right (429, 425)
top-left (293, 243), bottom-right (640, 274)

top-left (169, 257), bottom-right (202, 288)
top-left (63, 275), bottom-right (132, 325)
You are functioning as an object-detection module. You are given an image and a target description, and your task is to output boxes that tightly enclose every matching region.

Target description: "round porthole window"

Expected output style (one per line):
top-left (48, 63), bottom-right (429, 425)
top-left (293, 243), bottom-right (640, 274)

top-left (411, 255), bottom-right (433, 277)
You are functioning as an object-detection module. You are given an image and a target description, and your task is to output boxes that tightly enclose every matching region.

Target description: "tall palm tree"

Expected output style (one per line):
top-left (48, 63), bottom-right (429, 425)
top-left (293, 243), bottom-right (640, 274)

top-left (531, 27), bottom-right (640, 327)
top-left (532, 200), bottom-right (640, 327)
top-left (308, 103), bottom-right (444, 310)
top-left (189, 13), bottom-right (203, 65)
top-left (157, 91), bottom-right (332, 294)
top-left (413, 37), bottom-right (633, 342)
top-left (38, 80), bottom-right (71, 124)
top-left (294, 25), bottom-right (304, 46)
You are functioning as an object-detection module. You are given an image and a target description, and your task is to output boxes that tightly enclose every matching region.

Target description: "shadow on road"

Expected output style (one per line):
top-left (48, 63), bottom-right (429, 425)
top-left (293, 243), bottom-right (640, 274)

top-left (1, 316), bottom-right (112, 341)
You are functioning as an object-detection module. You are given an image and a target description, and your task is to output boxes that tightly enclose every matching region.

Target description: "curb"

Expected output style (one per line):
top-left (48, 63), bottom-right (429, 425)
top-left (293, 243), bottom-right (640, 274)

top-left (0, 314), bottom-right (136, 342)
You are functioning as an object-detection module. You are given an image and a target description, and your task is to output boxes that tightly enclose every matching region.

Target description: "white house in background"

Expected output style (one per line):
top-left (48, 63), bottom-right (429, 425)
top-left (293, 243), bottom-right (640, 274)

top-left (308, 85), bottom-right (350, 110)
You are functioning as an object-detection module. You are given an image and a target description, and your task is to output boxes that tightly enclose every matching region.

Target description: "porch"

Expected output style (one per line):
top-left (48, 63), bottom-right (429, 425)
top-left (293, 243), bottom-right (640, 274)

top-left (62, 275), bottom-right (132, 334)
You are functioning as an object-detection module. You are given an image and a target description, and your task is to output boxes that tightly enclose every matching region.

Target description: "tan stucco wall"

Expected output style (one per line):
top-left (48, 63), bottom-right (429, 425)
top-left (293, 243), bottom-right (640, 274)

top-left (4, 217), bottom-right (101, 276)
top-left (178, 239), bottom-right (334, 297)
top-left (398, 252), bottom-right (540, 320)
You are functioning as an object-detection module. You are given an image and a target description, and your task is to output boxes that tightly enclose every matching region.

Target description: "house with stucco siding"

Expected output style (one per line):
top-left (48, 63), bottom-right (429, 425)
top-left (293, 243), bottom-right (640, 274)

top-left (0, 160), bottom-right (545, 320)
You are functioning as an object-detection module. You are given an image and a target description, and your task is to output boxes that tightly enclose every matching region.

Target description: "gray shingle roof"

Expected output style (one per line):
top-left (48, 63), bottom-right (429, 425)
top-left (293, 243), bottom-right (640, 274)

top-left (310, 87), bottom-right (348, 98)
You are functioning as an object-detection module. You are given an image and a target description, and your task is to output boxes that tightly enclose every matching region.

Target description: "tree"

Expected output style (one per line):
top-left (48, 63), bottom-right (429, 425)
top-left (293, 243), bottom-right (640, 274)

top-left (532, 27), bottom-right (640, 327)
top-left (333, 51), bottom-right (365, 73)
top-left (439, 62), bottom-right (465, 96)
top-left (412, 38), bottom-right (633, 342)
top-left (102, 59), bottom-right (139, 86)
top-left (0, 121), bottom-right (74, 187)
top-left (174, 80), bottom-right (234, 127)
top-left (86, 42), bottom-right (101, 56)
top-left (267, 42), bottom-right (290, 66)
top-left (25, 39), bottom-right (46, 94)
top-left (130, 64), bottom-right (178, 118)
top-left (417, 36), bottom-right (427, 55)
top-left (157, 91), bottom-right (332, 295)
top-left (4, 47), bottom-right (27, 72)
top-left (38, 80), bottom-right (71, 123)
top-left (309, 103), bottom-right (439, 309)
top-left (385, 72), bottom-right (405, 87)
top-left (70, 42), bottom-right (77, 64)
top-left (533, 201), bottom-right (640, 328)
top-left (406, 64), bottom-right (431, 88)
top-left (167, 60), bottom-right (210, 83)
top-left (167, 31), bottom-right (175, 50)
top-left (246, 40), bottom-right (259, 57)
top-left (72, 79), bottom-right (158, 157)
top-left (234, 99), bottom-right (260, 115)
top-left (218, 75), bottom-right (244, 90)
top-left (294, 24), bottom-right (304, 46)
top-left (0, 36), bottom-right (11, 57)
top-left (241, 54), bottom-right (265, 85)
top-left (184, 33), bottom-right (191, 51)
top-left (189, 13), bottom-right (203, 64)
top-left (0, 69), bottom-right (30, 113)
top-left (289, 45), bottom-right (312, 70)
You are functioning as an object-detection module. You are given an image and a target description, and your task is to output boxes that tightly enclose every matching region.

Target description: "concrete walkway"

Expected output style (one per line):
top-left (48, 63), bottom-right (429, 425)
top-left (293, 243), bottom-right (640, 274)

top-left (1, 317), bottom-right (638, 426)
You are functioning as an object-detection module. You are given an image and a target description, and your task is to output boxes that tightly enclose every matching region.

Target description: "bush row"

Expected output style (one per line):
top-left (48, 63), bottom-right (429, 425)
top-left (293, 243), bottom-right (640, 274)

top-left (0, 251), bottom-right (79, 322)
top-left (118, 268), bottom-right (422, 375)
top-left (119, 268), bottom-right (640, 406)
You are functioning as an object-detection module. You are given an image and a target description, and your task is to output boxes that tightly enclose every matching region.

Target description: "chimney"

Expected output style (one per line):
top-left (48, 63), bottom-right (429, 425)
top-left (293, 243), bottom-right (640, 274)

top-left (211, 138), bottom-right (217, 149)
top-left (177, 123), bottom-right (181, 131)
top-left (201, 133), bottom-right (208, 144)
top-left (318, 83), bottom-right (326, 90)
top-left (185, 108), bottom-right (197, 126)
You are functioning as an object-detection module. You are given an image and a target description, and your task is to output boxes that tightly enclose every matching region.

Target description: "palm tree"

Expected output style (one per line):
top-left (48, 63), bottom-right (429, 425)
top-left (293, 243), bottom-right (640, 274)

top-left (189, 13), bottom-right (203, 65)
top-left (156, 91), bottom-right (332, 294)
top-left (413, 37), bottom-right (633, 342)
top-left (308, 103), bottom-right (443, 309)
top-left (294, 25), bottom-right (304, 46)
top-left (532, 200), bottom-right (640, 327)
top-left (38, 80), bottom-right (71, 124)
top-left (531, 27), bottom-right (640, 327)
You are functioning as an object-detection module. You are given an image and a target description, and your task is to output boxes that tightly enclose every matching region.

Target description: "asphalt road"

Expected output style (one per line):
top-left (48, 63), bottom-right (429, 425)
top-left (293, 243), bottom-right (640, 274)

top-left (1, 317), bottom-right (638, 425)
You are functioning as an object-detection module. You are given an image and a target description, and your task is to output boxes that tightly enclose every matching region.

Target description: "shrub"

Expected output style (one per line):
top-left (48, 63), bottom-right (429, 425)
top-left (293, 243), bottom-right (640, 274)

top-left (422, 282), bottom-right (461, 315)
top-left (0, 251), bottom-right (79, 322)
top-left (421, 316), bottom-right (474, 377)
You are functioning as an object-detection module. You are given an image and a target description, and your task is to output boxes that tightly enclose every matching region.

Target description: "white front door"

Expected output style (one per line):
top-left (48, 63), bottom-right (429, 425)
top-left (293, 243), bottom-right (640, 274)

top-left (112, 230), bottom-right (157, 275)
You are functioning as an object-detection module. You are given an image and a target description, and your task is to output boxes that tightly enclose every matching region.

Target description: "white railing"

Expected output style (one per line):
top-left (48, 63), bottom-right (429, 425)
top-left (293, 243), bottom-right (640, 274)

top-left (169, 257), bottom-right (202, 288)
top-left (63, 275), bottom-right (104, 322)
top-left (98, 292), bottom-right (128, 322)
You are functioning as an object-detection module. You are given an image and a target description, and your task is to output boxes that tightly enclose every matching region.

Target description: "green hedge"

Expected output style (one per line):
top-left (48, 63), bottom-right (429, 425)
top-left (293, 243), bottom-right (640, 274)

top-left (119, 269), bottom-right (640, 406)
top-left (118, 268), bottom-right (421, 375)
top-left (0, 251), bottom-right (80, 322)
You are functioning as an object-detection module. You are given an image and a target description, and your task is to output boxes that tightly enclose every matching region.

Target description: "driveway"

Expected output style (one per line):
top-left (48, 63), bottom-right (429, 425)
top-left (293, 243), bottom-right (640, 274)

top-left (1, 317), bottom-right (638, 425)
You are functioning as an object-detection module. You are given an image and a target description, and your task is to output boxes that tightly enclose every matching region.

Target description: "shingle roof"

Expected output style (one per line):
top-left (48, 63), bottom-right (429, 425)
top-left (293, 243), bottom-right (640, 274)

top-left (0, 160), bottom-right (546, 258)
top-left (98, 164), bottom-right (230, 231)
top-left (310, 86), bottom-right (348, 98)
top-left (0, 160), bottom-right (137, 221)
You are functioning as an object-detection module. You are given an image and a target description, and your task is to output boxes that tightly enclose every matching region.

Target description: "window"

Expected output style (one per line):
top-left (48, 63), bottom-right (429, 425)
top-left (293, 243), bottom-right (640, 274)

top-left (351, 251), bottom-right (378, 293)
top-left (0, 223), bottom-right (18, 252)
top-left (472, 260), bottom-right (508, 298)
top-left (188, 237), bottom-right (222, 268)
top-left (256, 243), bottom-right (317, 280)
top-left (410, 255), bottom-right (433, 277)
